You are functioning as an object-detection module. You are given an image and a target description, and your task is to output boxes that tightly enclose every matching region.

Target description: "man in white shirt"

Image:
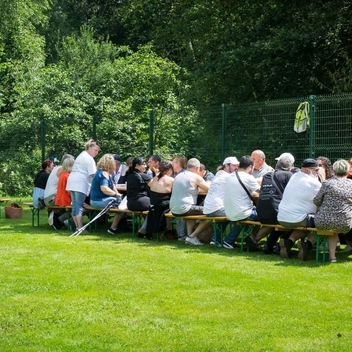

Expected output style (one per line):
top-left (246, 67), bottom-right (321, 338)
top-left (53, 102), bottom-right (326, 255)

top-left (278, 158), bottom-right (322, 260)
top-left (203, 157), bottom-right (239, 246)
top-left (112, 154), bottom-right (126, 184)
top-left (222, 156), bottom-right (260, 248)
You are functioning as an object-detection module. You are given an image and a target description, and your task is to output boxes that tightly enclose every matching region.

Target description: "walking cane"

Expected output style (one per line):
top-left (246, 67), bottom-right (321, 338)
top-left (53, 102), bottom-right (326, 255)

top-left (70, 199), bottom-right (116, 237)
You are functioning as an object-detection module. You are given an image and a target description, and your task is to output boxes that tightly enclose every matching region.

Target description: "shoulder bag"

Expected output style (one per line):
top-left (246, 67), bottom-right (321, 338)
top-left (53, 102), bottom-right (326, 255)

top-left (235, 171), bottom-right (256, 204)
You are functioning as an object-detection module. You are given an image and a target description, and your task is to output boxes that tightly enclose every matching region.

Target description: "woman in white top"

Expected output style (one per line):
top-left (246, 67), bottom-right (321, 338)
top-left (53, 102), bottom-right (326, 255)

top-left (66, 139), bottom-right (100, 232)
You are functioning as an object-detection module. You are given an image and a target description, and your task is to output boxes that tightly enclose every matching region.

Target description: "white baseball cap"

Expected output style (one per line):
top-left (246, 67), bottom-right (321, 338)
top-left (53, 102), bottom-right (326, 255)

top-left (223, 157), bottom-right (239, 165)
top-left (275, 153), bottom-right (295, 164)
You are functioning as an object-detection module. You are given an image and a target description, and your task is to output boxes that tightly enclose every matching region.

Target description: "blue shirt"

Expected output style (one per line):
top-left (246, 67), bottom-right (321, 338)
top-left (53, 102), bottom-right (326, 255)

top-left (91, 169), bottom-right (114, 201)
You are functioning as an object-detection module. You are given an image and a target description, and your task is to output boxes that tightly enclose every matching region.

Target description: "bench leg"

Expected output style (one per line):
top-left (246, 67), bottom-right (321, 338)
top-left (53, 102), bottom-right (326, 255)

top-left (239, 224), bottom-right (254, 252)
top-left (30, 207), bottom-right (40, 227)
top-left (313, 232), bottom-right (328, 264)
top-left (87, 210), bottom-right (99, 232)
top-left (211, 221), bottom-right (229, 249)
top-left (131, 214), bottom-right (144, 237)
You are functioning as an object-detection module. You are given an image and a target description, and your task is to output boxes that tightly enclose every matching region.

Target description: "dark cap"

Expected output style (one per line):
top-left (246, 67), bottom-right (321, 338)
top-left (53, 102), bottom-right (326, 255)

top-left (302, 158), bottom-right (318, 168)
top-left (113, 154), bottom-right (122, 162)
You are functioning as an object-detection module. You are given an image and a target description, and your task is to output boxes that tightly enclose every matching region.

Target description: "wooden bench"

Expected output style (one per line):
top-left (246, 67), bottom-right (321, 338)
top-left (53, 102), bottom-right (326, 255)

top-left (22, 200), bottom-right (147, 235)
top-left (164, 213), bottom-right (338, 263)
top-left (237, 219), bottom-right (339, 263)
top-left (0, 198), bottom-right (10, 219)
top-left (165, 213), bottom-right (229, 246)
top-left (83, 205), bottom-right (148, 236)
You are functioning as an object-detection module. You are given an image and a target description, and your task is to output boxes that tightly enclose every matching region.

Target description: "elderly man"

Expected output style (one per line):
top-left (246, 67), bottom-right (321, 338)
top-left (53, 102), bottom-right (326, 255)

top-left (278, 158), bottom-right (322, 260)
top-left (245, 153), bottom-right (295, 252)
top-left (251, 149), bottom-right (274, 182)
top-left (222, 156), bottom-right (260, 249)
top-left (203, 157), bottom-right (239, 246)
top-left (170, 158), bottom-right (212, 246)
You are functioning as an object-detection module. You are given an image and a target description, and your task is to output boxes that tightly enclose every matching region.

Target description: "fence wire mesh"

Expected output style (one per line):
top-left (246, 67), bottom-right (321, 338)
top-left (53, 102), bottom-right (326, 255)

top-left (197, 94), bottom-right (352, 171)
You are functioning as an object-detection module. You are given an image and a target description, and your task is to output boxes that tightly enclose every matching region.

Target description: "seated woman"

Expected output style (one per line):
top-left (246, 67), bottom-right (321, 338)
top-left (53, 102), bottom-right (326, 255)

top-left (126, 157), bottom-right (153, 238)
top-left (146, 160), bottom-right (174, 236)
top-left (32, 160), bottom-right (54, 209)
top-left (313, 159), bottom-right (352, 262)
top-left (90, 154), bottom-right (124, 235)
top-left (118, 156), bottom-right (133, 184)
top-left (53, 157), bottom-right (75, 230)
top-left (316, 156), bottom-right (334, 181)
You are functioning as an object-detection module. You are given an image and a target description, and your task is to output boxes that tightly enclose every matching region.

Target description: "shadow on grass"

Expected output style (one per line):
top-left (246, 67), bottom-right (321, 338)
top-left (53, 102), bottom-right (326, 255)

top-left (77, 229), bottom-right (352, 268)
top-left (2, 211), bottom-right (351, 268)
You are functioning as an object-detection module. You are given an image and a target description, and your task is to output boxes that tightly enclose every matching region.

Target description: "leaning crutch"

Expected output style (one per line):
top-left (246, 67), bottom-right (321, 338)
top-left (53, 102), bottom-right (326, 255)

top-left (70, 199), bottom-right (116, 237)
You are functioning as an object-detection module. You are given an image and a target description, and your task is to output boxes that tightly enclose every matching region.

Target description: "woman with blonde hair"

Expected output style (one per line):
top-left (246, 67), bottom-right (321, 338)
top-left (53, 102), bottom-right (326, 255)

top-left (53, 157), bottom-right (75, 230)
top-left (66, 139), bottom-right (100, 233)
top-left (90, 154), bottom-right (124, 235)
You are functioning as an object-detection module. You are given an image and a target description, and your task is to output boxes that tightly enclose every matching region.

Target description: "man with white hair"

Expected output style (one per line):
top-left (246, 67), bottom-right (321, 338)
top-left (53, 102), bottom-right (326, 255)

top-left (245, 153), bottom-right (295, 252)
top-left (170, 158), bottom-right (212, 245)
top-left (203, 157), bottom-right (239, 246)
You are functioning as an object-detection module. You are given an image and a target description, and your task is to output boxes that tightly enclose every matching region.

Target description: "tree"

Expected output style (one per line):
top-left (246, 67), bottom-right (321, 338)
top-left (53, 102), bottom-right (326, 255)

top-left (117, 0), bottom-right (352, 103)
top-left (0, 27), bottom-right (200, 196)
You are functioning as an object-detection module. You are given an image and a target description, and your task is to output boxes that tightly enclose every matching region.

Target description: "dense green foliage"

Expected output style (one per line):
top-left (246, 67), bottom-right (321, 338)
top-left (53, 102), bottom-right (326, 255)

top-left (1, 0), bottom-right (352, 195)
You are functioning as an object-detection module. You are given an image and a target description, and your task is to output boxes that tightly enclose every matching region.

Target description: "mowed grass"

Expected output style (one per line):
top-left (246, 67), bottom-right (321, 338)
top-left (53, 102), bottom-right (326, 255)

top-left (0, 206), bottom-right (352, 351)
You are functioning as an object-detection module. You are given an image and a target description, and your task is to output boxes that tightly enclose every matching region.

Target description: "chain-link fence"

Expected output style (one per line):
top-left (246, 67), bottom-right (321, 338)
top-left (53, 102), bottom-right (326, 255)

top-left (195, 94), bottom-right (352, 171)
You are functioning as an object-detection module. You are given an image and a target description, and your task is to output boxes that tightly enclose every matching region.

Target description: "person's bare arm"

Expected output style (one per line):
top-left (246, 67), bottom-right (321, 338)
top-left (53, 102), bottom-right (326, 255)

top-left (194, 175), bottom-right (210, 193)
top-left (251, 190), bottom-right (260, 200)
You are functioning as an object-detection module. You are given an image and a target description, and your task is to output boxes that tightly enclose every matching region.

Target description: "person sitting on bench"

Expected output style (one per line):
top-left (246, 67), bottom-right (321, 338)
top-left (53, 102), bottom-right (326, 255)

top-left (278, 158), bottom-right (322, 260)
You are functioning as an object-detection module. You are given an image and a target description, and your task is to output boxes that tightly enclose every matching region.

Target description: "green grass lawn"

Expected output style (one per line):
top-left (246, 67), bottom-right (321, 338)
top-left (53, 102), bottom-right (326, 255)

top-left (0, 206), bottom-right (352, 351)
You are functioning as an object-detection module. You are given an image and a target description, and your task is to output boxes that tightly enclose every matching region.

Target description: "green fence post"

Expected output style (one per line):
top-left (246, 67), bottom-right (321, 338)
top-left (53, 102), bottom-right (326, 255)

top-left (309, 95), bottom-right (316, 158)
top-left (41, 116), bottom-right (45, 161)
top-left (221, 103), bottom-right (227, 161)
top-left (149, 110), bottom-right (154, 156)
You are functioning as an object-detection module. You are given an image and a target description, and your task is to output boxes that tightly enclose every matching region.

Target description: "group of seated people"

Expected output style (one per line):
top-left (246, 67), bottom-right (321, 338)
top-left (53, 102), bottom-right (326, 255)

top-left (33, 139), bottom-right (352, 262)
top-left (177, 151), bottom-right (352, 263)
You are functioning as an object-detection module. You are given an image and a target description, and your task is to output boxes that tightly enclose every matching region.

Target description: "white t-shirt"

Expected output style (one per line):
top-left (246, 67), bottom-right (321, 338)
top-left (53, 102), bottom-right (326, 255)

top-left (224, 171), bottom-right (259, 221)
top-left (278, 171), bottom-right (321, 223)
top-left (44, 165), bottom-right (61, 199)
top-left (66, 151), bottom-right (96, 195)
top-left (112, 164), bottom-right (127, 184)
top-left (203, 170), bottom-right (230, 214)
